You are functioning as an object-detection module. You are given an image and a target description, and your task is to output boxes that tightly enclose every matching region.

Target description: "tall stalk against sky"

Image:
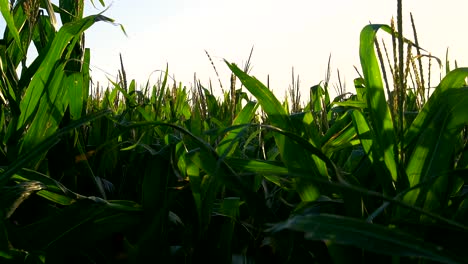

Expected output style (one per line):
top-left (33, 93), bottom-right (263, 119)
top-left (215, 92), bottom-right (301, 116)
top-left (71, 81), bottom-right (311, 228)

top-left (397, 0), bottom-right (405, 165)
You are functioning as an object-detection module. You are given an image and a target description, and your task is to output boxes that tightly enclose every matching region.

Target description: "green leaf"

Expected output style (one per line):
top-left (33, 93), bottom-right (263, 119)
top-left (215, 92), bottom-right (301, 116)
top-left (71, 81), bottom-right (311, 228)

top-left (227, 158), bottom-right (289, 175)
top-left (186, 148), bottom-right (227, 232)
top-left (17, 14), bottom-right (114, 131)
top-left (267, 214), bottom-right (463, 263)
top-left (402, 81), bottom-right (468, 217)
top-left (359, 24), bottom-right (398, 185)
top-left (0, 181), bottom-right (46, 219)
top-left (351, 109), bottom-right (400, 197)
top-left (11, 171), bottom-right (79, 205)
top-left (226, 61), bottom-right (328, 201)
top-left (9, 199), bottom-right (142, 251)
top-left (225, 62), bottom-right (291, 130)
top-left (321, 112), bottom-right (358, 156)
top-left (0, 0), bottom-right (24, 56)
top-left (333, 100), bottom-right (367, 109)
top-left (216, 100), bottom-right (258, 157)
top-left (404, 68), bottom-right (468, 147)
top-left (19, 62), bottom-right (68, 154)
top-left (66, 65), bottom-right (87, 120)
top-left (0, 110), bottom-right (111, 187)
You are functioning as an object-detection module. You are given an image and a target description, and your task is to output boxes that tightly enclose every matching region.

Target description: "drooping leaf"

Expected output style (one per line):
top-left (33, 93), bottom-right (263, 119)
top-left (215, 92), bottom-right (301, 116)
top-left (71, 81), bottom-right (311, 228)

top-left (267, 214), bottom-right (463, 263)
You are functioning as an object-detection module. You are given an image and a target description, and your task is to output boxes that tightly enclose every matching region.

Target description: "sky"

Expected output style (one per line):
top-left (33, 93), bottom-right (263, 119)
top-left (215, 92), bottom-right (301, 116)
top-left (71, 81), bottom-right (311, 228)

top-left (5, 1), bottom-right (468, 99)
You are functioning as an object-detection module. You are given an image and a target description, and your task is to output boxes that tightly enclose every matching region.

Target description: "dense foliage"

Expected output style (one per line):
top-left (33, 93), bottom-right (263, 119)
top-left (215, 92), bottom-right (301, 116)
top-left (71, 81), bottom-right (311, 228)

top-left (0, 0), bottom-right (467, 263)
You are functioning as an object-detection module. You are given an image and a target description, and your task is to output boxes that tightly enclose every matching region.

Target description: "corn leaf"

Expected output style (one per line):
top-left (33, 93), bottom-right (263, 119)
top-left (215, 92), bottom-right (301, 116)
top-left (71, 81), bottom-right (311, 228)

top-left (17, 14), bottom-right (114, 131)
top-left (9, 199), bottom-right (142, 250)
top-left (359, 24), bottom-right (398, 184)
top-left (216, 100), bottom-right (258, 157)
top-left (0, 0), bottom-right (24, 56)
top-left (403, 83), bottom-right (468, 217)
top-left (226, 61), bottom-right (327, 201)
top-left (267, 214), bottom-right (463, 263)
top-left (0, 109), bottom-right (110, 187)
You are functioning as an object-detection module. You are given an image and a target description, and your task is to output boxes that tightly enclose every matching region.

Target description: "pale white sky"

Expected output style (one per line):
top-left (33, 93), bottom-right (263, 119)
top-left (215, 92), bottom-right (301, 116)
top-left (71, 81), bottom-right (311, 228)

top-left (5, 1), bottom-right (468, 99)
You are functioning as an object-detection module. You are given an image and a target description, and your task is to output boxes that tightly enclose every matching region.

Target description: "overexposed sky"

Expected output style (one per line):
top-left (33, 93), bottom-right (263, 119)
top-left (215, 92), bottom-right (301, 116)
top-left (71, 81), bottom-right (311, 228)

top-left (4, 1), bottom-right (468, 99)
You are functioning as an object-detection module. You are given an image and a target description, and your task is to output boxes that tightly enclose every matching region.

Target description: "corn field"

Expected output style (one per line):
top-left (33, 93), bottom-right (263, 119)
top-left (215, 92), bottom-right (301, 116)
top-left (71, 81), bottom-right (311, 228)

top-left (0, 0), bottom-right (467, 263)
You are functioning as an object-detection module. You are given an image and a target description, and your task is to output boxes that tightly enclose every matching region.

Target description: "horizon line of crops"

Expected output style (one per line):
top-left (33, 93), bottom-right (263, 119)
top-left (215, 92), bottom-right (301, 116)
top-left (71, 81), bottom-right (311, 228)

top-left (0, 0), bottom-right (467, 263)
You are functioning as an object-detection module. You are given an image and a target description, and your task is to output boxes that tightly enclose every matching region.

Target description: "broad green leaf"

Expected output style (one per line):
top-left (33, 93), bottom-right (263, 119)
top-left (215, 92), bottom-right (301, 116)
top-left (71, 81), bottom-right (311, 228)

top-left (257, 124), bottom-right (338, 178)
top-left (0, 249), bottom-right (32, 262)
top-left (359, 24), bottom-right (398, 185)
top-left (0, 0), bottom-right (24, 56)
top-left (18, 14), bottom-right (114, 131)
top-left (225, 62), bottom-right (291, 131)
top-left (216, 100), bottom-right (258, 157)
top-left (227, 158), bottom-right (289, 175)
top-left (350, 111), bottom-right (373, 159)
top-left (36, 190), bottom-right (75, 206)
top-left (402, 83), bottom-right (468, 218)
top-left (9, 199), bottom-right (142, 251)
top-left (321, 112), bottom-right (358, 156)
top-left (310, 84), bottom-right (324, 113)
top-left (333, 100), bottom-right (367, 109)
top-left (67, 50), bottom-right (91, 120)
top-left (11, 171), bottom-right (81, 205)
top-left (267, 214), bottom-right (463, 263)
top-left (404, 68), bottom-right (468, 147)
top-left (117, 121), bottom-right (270, 219)
top-left (226, 61), bottom-right (327, 201)
top-left (351, 110), bottom-right (395, 195)
top-left (0, 110), bottom-right (111, 187)
top-left (290, 111), bottom-right (321, 147)
top-left (0, 181), bottom-right (46, 219)
top-left (19, 62), bottom-right (68, 154)
top-left (185, 149), bottom-right (203, 228)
